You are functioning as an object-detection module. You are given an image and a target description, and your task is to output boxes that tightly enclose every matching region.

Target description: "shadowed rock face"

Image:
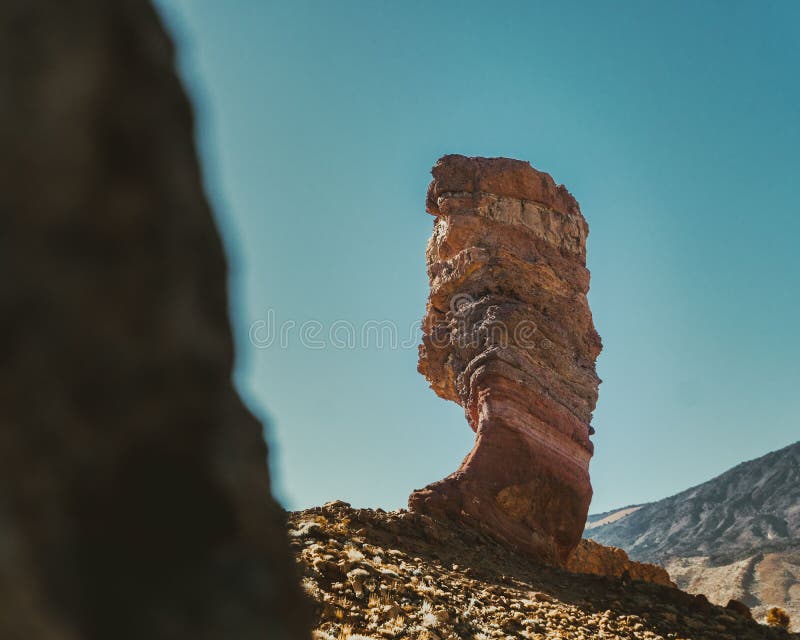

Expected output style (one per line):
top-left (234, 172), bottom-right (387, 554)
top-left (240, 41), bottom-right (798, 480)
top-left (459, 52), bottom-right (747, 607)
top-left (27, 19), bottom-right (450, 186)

top-left (408, 155), bottom-right (602, 566)
top-left (0, 1), bottom-right (308, 638)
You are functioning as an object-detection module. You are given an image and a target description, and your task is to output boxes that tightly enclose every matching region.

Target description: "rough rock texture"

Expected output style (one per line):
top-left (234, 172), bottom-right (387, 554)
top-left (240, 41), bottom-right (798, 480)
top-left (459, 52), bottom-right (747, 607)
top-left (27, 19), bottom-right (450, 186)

top-left (587, 441), bottom-right (800, 627)
top-left (290, 502), bottom-right (796, 640)
top-left (0, 1), bottom-right (308, 639)
top-left (567, 540), bottom-right (675, 587)
top-left (409, 155), bottom-right (602, 566)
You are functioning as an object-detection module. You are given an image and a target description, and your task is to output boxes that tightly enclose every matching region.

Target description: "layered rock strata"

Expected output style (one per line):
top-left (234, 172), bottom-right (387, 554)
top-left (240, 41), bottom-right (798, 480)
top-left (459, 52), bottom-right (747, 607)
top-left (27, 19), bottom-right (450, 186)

top-left (409, 155), bottom-right (601, 566)
top-left (0, 2), bottom-right (308, 639)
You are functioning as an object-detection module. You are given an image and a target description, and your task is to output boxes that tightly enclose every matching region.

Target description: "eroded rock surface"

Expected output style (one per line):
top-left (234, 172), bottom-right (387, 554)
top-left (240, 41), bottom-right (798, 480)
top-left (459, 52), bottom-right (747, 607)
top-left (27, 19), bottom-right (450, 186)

top-left (567, 540), bottom-right (676, 587)
top-left (409, 155), bottom-right (602, 565)
top-left (0, 2), bottom-right (307, 638)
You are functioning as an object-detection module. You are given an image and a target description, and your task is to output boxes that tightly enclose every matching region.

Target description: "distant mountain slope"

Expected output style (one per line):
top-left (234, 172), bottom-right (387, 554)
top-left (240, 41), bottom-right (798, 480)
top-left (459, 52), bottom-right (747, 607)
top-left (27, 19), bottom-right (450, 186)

top-left (585, 505), bottom-right (643, 531)
top-left (589, 441), bottom-right (800, 561)
top-left (586, 441), bottom-right (800, 626)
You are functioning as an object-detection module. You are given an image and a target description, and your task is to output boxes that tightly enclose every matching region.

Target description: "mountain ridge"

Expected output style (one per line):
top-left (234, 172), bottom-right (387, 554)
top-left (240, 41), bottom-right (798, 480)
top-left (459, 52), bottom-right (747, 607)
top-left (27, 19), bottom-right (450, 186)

top-left (586, 440), bottom-right (800, 625)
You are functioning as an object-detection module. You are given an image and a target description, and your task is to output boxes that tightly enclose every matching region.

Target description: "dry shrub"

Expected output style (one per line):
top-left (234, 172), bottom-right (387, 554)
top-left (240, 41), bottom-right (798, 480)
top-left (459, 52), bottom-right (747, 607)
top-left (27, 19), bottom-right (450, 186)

top-left (766, 607), bottom-right (790, 629)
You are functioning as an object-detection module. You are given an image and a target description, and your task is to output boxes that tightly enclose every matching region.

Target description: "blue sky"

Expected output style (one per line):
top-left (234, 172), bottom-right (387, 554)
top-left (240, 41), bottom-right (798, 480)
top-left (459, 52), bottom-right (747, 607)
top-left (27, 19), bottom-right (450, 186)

top-left (155, 0), bottom-right (799, 514)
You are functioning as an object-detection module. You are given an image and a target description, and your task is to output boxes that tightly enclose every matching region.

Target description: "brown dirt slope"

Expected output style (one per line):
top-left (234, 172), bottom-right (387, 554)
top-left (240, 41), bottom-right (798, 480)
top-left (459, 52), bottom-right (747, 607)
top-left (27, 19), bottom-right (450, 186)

top-left (291, 501), bottom-right (797, 640)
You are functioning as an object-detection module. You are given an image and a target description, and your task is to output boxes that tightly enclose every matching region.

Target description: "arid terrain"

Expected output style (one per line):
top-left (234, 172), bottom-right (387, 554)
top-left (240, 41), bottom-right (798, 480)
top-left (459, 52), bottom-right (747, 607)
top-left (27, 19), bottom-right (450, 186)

top-left (587, 441), bottom-right (800, 627)
top-left (284, 156), bottom-right (799, 640)
top-left (291, 501), bottom-right (797, 640)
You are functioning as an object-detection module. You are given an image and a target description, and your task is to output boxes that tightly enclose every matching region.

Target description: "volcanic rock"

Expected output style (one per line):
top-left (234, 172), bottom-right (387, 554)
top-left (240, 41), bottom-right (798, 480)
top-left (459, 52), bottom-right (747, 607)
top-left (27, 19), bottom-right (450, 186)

top-left (567, 539), bottom-right (675, 587)
top-left (291, 502), bottom-right (794, 640)
top-left (0, 2), bottom-right (308, 638)
top-left (409, 155), bottom-right (602, 565)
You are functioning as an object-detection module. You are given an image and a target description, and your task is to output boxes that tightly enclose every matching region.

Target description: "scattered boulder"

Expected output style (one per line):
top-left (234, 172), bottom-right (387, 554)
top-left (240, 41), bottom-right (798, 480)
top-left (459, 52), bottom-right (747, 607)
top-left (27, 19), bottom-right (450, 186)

top-left (567, 539), bottom-right (676, 587)
top-left (291, 502), bottom-right (793, 640)
top-left (727, 599), bottom-right (754, 620)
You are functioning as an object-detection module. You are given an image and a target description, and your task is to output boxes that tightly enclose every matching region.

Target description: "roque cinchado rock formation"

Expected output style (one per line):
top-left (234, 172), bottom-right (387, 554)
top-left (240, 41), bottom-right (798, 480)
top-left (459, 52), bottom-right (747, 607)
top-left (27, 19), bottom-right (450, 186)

top-left (0, 1), bottom-right (308, 638)
top-left (409, 155), bottom-right (602, 565)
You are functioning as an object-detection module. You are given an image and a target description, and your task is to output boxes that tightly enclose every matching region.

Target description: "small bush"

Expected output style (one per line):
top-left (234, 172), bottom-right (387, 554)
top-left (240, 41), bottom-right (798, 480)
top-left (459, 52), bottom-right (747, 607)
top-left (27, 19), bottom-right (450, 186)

top-left (766, 607), bottom-right (790, 629)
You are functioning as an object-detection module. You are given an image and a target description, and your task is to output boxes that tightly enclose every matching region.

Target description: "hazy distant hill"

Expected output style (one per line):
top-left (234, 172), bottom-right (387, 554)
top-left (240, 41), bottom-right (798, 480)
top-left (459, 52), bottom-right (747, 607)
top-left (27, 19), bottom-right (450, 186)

top-left (587, 441), bottom-right (800, 626)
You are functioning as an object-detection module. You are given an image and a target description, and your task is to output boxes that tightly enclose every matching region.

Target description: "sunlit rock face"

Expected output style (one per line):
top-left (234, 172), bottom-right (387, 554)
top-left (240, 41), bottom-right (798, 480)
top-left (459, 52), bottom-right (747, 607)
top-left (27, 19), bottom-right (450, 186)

top-left (567, 539), bottom-right (676, 587)
top-left (0, 2), bottom-right (308, 638)
top-left (409, 155), bottom-right (602, 566)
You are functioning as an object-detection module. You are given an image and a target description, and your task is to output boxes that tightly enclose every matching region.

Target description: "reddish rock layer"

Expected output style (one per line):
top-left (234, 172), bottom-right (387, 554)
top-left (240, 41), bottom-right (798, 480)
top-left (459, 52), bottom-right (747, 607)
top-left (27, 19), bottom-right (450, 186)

top-left (409, 155), bottom-right (602, 566)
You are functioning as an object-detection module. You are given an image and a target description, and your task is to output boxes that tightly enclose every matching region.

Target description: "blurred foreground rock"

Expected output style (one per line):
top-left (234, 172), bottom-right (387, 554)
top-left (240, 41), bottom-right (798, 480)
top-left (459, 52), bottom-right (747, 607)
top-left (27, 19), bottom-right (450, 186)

top-left (0, 1), bottom-right (308, 638)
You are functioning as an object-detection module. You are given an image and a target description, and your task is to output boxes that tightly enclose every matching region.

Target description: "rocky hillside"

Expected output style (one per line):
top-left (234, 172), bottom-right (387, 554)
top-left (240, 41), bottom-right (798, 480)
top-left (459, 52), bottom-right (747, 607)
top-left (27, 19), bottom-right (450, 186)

top-left (290, 501), bottom-right (796, 640)
top-left (587, 441), bottom-right (800, 626)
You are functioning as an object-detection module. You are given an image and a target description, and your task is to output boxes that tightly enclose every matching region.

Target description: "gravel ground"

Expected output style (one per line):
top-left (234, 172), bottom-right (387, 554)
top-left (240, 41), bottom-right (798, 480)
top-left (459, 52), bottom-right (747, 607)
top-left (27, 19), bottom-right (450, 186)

top-left (289, 502), bottom-right (797, 640)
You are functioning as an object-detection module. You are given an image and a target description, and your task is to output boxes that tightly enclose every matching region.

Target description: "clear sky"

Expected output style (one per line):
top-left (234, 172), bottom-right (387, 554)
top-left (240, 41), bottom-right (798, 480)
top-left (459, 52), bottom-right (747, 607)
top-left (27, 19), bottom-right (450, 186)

top-left (154, 0), bottom-right (799, 514)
